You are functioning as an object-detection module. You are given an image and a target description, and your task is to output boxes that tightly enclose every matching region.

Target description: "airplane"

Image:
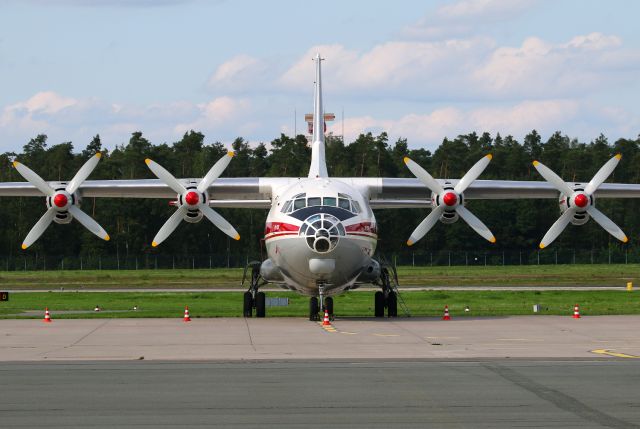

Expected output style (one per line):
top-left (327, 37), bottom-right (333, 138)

top-left (2, 53), bottom-right (640, 320)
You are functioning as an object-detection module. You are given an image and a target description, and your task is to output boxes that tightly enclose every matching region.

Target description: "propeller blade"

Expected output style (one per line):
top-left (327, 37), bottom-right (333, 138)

top-left (585, 154), bottom-right (621, 195)
top-left (151, 205), bottom-right (188, 247)
top-left (455, 205), bottom-right (496, 243)
top-left (532, 161), bottom-right (574, 196)
top-left (454, 154), bottom-right (492, 194)
top-left (587, 206), bottom-right (628, 243)
top-left (12, 161), bottom-right (54, 197)
top-left (22, 208), bottom-right (56, 249)
top-left (66, 153), bottom-right (101, 194)
top-left (200, 204), bottom-right (240, 240)
top-left (68, 205), bottom-right (110, 241)
top-left (539, 207), bottom-right (576, 249)
top-left (403, 157), bottom-right (444, 194)
top-left (197, 151), bottom-right (234, 194)
top-left (145, 159), bottom-right (187, 195)
top-left (407, 205), bottom-right (444, 246)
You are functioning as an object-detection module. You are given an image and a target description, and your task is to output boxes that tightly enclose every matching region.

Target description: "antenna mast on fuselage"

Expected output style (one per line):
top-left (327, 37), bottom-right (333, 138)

top-left (308, 53), bottom-right (329, 178)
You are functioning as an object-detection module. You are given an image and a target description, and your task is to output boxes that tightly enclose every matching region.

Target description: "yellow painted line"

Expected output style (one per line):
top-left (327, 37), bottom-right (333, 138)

top-left (373, 333), bottom-right (400, 337)
top-left (591, 349), bottom-right (640, 359)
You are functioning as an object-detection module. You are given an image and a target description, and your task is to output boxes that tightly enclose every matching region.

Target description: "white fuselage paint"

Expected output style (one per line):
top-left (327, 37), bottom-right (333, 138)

top-left (264, 178), bottom-right (377, 296)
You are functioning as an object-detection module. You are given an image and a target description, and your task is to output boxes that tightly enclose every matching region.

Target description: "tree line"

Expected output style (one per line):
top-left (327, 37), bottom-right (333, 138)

top-left (1, 129), bottom-right (639, 262)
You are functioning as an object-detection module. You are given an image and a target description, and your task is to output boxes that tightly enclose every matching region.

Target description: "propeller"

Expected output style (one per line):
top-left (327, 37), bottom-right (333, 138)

top-left (404, 154), bottom-right (496, 245)
top-left (12, 153), bottom-right (109, 249)
top-left (145, 151), bottom-right (240, 247)
top-left (533, 154), bottom-right (627, 248)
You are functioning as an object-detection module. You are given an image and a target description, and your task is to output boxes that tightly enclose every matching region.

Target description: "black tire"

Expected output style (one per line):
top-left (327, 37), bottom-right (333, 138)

top-left (243, 291), bottom-right (253, 317)
top-left (325, 297), bottom-right (334, 316)
top-left (309, 297), bottom-right (319, 321)
top-left (255, 292), bottom-right (266, 318)
top-left (374, 291), bottom-right (384, 318)
top-left (387, 291), bottom-right (398, 318)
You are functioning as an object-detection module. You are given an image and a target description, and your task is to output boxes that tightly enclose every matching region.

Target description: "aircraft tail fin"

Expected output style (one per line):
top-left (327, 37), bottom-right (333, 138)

top-left (308, 53), bottom-right (328, 178)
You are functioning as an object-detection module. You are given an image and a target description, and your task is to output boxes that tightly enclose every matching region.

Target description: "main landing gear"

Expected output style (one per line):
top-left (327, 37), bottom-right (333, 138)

top-left (374, 267), bottom-right (398, 318)
top-left (242, 261), bottom-right (267, 318)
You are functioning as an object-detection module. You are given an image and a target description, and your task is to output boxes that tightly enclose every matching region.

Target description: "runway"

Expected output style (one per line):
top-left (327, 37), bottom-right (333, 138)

top-left (1, 317), bottom-right (640, 428)
top-left (1, 360), bottom-right (639, 428)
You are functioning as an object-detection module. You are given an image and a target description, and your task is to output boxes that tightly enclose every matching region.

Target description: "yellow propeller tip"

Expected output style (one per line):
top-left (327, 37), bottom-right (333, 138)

top-left (623, 236), bottom-right (629, 243)
top-left (21, 244), bottom-right (27, 250)
top-left (532, 160), bottom-right (539, 167)
top-left (228, 151), bottom-right (235, 158)
top-left (406, 239), bottom-right (414, 247)
top-left (403, 157), bottom-right (410, 164)
top-left (95, 152), bottom-right (102, 159)
top-left (489, 236), bottom-right (496, 243)
top-left (104, 234), bottom-right (110, 241)
top-left (144, 158), bottom-right (152, 165)
top-left (615, 153), bottom-right (622, 160)
top-left (234, 234), bottom-right (240, 241)
top-left (152, 241), bottom-right (158, 247)
top-left (486, 154), bottom-right (493, 160)
top-left (539, 243), bottom-right (545, 249)
top-left (12, 161), bottom-right (19, 168)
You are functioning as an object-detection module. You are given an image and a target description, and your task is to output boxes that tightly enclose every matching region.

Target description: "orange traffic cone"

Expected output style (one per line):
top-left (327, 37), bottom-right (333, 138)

top-left (43, 307), bottom-right (52, 323)
top-left (573, 304), bottom-right (580, 319)
top-left (322, 308), bottom-right (331, 326)
top-left (183, 306), bottom-right (191, 322)
top-left (442, 305), bottom-right (451, 321)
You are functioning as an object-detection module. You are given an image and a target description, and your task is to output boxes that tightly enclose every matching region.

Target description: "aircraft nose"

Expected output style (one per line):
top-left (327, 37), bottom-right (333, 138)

top-left (300, 213), bottom-right (345, 254)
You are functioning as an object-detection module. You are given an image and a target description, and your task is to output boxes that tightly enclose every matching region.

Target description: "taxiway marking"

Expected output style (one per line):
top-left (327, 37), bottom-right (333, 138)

top-left (591, 349), bottom-right (640, 359)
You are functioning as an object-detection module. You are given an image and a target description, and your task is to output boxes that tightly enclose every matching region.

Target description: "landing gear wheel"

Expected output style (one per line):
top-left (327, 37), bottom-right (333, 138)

top-left (325, 297), bottom-right (334, 319)
top-left (387, 291), bottom-right (398, 318)
top-left (309, 297), bottom-right (319, 321)
top-left (243, 291), bottom-right (253, 317)
top-left (374, 291), bottom-right (384, 318)
top-left (255, 292), bottom-right (266, 318)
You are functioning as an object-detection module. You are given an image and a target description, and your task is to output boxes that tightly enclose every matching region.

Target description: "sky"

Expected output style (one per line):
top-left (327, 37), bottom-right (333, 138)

top-left (0, 0), bottom-right (639, 153)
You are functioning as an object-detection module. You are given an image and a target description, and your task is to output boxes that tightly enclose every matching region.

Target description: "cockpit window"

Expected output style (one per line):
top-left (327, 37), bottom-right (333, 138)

top-left (281, 194), bottom-right (362, 215)
top-left (338, 198), bottom-right (350, 211)
top-left (307, 197), bottom-right (321, 207)
top-left (293, 198), bottom-right (306, 210)
top-left (323, 197), bottom-right (336, 207)
top-left (281, 200), bottom-right (292, 213)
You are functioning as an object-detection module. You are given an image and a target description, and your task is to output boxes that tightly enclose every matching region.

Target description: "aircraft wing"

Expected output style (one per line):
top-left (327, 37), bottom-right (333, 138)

top-left (348, 178), bottom-right (640, 209)
top-left (0, 177), bottom-right (282, 209)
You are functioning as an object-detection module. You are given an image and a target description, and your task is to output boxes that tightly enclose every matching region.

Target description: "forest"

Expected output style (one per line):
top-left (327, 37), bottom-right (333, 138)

top-left (1, 129), bottom-right (639, 269)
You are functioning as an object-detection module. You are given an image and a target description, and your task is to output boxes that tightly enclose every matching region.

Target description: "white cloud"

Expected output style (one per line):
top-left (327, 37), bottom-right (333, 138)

top-left (207, 55), bottom-right (270, 92)
top-left (328, 100), bottom-right (638, 149)
top-left (173, 96), bottom-right (251, 136)
top-left (404, 0), bottom-right (537, 40)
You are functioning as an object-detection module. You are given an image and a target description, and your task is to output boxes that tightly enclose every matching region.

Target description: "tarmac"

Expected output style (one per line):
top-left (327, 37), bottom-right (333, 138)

top-left (1, 315), bottom-right (639, 361)
top-left (1, 317), bottom-right (639, 428)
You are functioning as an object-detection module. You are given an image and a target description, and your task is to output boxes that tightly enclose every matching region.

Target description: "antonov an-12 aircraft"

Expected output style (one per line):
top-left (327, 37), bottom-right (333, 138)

top-left (2, 54), bottom-right (640, 320)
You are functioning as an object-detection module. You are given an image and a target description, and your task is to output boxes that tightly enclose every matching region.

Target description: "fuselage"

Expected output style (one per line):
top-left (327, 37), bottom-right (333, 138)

top-left (263, 178), bottom-right (377, 296)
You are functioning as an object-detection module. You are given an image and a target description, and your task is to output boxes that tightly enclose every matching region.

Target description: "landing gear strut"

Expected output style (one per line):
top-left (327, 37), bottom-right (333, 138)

top-left (374, 267), bottom-right (398, 318)
top-left (242, 261), bottom-right (268, 317)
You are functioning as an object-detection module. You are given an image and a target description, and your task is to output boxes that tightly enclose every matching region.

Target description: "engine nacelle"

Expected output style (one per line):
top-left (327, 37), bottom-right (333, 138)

top-left (430, 188), bottom-right (460, 224)
top-left (260, 258), bottom-right (285, 282)
top-left (355, 259), bottom-right (381, 283)
top-left (183, 209), bottom-right (203, 224)
top-left (559, 187), bottom-right (591, 226)
top-left (46, 186), bottom-right (74, 225)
